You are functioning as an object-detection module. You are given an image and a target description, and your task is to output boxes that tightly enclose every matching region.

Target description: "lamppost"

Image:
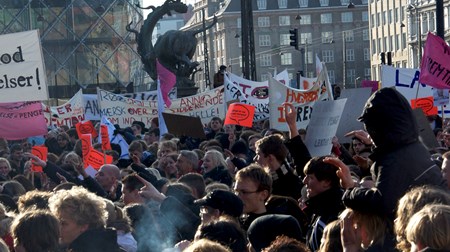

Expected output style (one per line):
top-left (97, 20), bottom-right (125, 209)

top-left (354, 76), bottom-right (361, 88)
top-left (407, 4), bottom-right (422, 68)
top-left (342, 32), bottom-right (347, 89)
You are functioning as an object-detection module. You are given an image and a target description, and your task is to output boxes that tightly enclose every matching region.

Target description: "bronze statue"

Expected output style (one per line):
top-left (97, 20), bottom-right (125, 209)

top-left (127, 0), bottom-right (217, 92)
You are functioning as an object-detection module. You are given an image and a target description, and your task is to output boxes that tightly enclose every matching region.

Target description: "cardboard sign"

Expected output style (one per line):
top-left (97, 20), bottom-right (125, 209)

top-left (304, 99), bottom-right (347, 157)
top-left (42, 89), bottom-right (84, 128)
top-left (80, 134), bottom-right (92, 167)
top-left (85, 148), bottom-right (113, 170)
top-left (162, 113), bottom-right (206, 139)
top-left (411, 96), bottom-right (438, 116)
top-left (224, 103), bottom-right (255, 128)
top-left (100, 125), bottom-right (111, 150)
top-left (0, 30), bottom-right (48, 102)
top-left (76, 121), bottom-right (98, 139)
top-left (31, 146), bottom-right (47, 172)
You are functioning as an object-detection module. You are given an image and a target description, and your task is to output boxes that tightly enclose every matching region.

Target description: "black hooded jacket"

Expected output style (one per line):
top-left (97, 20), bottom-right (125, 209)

top-left (345, 88), bottom-right (447, 221)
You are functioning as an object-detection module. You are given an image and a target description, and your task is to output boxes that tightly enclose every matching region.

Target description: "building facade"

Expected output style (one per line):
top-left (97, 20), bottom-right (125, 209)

top-left (183, 0), bottom-right (371, 91)
top-left (0, 0), bottom-right (146, 100)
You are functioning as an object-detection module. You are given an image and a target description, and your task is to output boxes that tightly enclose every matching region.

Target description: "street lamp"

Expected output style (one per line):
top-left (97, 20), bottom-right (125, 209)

top-left (343, 32), bottom-right (347, 89)
top-left (354, 76), bottom-right (361, 88)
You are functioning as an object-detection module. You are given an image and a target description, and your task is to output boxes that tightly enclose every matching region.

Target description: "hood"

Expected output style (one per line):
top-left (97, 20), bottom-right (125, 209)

top-left (358, 87), bottom-right (418, 151)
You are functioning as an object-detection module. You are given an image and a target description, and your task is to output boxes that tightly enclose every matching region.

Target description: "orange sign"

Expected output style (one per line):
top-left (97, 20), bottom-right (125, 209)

top-left (76, 121), bottom-right (98, 139)
top-left (80, 134), bottom-right (92, 168)
top-left (224, 103), bottom-right (255, 128)
top-left (100, 125), bottom-right (111, 151)
top-left (31, 146), bottom-right (47, 172)
top-left (85, 149), bottom-right (113, 170)
top-left (411, 96), bottom-right (438, 116)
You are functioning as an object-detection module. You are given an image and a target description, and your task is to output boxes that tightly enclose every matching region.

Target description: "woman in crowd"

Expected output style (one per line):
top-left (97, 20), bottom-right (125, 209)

top-left (157, 153), bottom-right (179, 179)
top-left (0, 158), bottom-right (12, 181)
top-left (202, 150), bottom-right (232, 186)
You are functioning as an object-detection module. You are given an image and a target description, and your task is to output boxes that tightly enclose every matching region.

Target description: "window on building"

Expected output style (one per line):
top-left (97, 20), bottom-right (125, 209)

top-left (326, 70), bottom-right (334, 84)
top-left (376, 12), bottom-right (380, 26)
top-left (321, 31), bottom-right (333, 43)
top-left (259, 35), bottom-right (271, 46)
top-left (365, 68), bottom-right (371, 78)
top-left (347, 69), bottom-right (356, 83)
top-left (279, 16), bottom-right (290, 26)
top-left (306, 51), bottom-right (313, 64)
top-left (237, 18), bottom-right (241, 28)
top-left (299, 0), bottom-right (308, 7)
top-left (361, 0), bottom-right (368, 4)
top-left (258, 17), bottom-right (270, 27)
top-left (260, 54), bottom-right (272, 66)
top-left (239, 56), bottom-right (242, 67)
top-left (383, 36), bottom-right (387, 51)
top-left (377, 39), bottom-right (381, 52)
top-left (238, 37), bottom-right (242, 48)
top-left (278, 0), bottom-right (287, 8)
top-left (363, 29), bottom-right (369, 41)
top-left (388, 9), bottom-right (392, 23)
top-left (341, 0), bottom-right (350, 5)
top-left (402, 33), bottom-right (406, 49)
top-left (430, 12), bottom-right (435, 31)
top-left (257, 0), bottom-right (267, 10)
top-left (261, 73), bottom-right (269, 81)
top-left (320, 0), bottom-right (329, 7)
top-left (362, 11), bottom-right (368, 22)
top-left (394, 7), bottom-right (399, 22)
top-left (364, 48), bottom-right (370, 61)
top-left (371, 14), bottom-right (375, 27)
top-left (280, 34), bottom-right (290, 45)
top-left (396, 34), bottom-right (400, 51)
top-left (321, 13), bottom-right (332, 24)
top-left (341, 12), bottom-right (353, 23)
top-left (281, 53), bottom-right (292, 65)
top-left (382, 10), bottom-right (386, 25)
top-left (372, 39), bottom-right (376, 52)
top-left (299, 15), bottom-right (311, 25)
top-left (389, 35), bottom-right (393, 51)
top-left (322, 50), bottom-right (334, 63)
top-left (343, 30), bottom-right (354, 42)
top-left (300, 33), bottom-right (312, 44)
top-left (346, 49), bottom-right (354, 61)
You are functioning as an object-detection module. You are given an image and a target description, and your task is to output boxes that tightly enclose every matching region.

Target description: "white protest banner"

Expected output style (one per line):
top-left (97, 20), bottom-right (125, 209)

top-left (43, 89), bottom-right (84, 128)
top-left (83, 89), bottom-right (177, 121)
top-left (167, 86), bottom-right (225, 124)
top-left (97, 88), bottom-right (158, 128)
top-left (224, 71), bottom-right (289, 120)
top-left (298, 76), bottom-right (318, 90)
top-left (268, 77), bottom-right (330, 131)
top-left (304, 99), bottom-right (347, 157)
top-left (0, 30), bottom-right (48, 102)
top-left (381, 65), bottom-right (433, 101)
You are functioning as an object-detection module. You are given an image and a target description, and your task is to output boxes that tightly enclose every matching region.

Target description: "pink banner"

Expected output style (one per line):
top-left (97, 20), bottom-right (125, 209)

top-left (419, 32), bottom-right (450, 89)
top-left (0, 102), bottom-right (47, 140)
top-left (156, 59), bottom-right (176, 107)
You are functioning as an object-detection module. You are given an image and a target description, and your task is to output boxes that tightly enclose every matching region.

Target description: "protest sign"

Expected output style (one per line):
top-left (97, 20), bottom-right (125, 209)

top-left (80, 134), bottom-right (92, 167)
top-left (100, 125), bottom-right (111, 150)
top-left (97, 88), bottom-right (158, 128)
top-left (0, 102), bottom-right (47, 140)
top-left (85, 148), bottom-right (113, 170)
top-left (298, 76), bottom-right (318, 90)
top-left (224, 103), bottom-right (255, 128)
top-left (43, 89), bottom-right (84, 128)
top-left (433, 89), bottom-right (450, 106)
top-left (304, 99), bottom-right (347, 157)
top-left (411, 96), bottom-right (438, 116)
top-left (335, 88), bottom-right (371, 143)
top-left (268, 77), bottom-right (330, 131)
top-left (100, 116), bottom-right (129, 159)
top-left (75, 121), bottom-right (98, 139)
top-left (31, 146), bottom-right (47, 172)
top-left (167, 86), bottom-right (225, 125)
top-left (419, 32), bottom-right (450, 89)
top-left (381, 65), bottom-right (433, 100)
top-left (0, 30), bottom-right (48, 102)
top-left (162, 113), bottom-right (206, 139)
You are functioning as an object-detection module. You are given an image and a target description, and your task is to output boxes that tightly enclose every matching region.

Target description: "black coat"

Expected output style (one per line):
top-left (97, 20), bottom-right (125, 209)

top-left (203, 165), bottom-right (233, 186)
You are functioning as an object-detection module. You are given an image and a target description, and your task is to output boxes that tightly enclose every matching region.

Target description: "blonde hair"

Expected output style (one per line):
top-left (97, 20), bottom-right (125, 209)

top-left (319, 219), bottom-right (342, 252)
top-left (395, 186), bottom-right (450, 252)
top-left (406, 204), bottom-right (450, 251)
top-left (0, 158), bottom-right (11, 173)
top-left (204, 150), bottom-right (227, 169)
top-left (49, 186), bottom-right (107, 229)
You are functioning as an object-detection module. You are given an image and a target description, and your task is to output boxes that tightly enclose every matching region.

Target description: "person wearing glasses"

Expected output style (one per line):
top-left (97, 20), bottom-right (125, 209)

top-left (233, 164), bottom-right (272, 231)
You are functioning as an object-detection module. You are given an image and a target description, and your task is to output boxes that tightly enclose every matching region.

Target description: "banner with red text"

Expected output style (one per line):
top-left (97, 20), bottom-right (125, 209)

top-left (419, 32), bottom-right (450, 89)
top-left (0, 102), bottom-right (47, 140)
top-left (268, 77), bottom-right (330, 131)
top-left (0, 30), bottom-right (48, 102)
top-left (43, 89), bottom-right (84, 128)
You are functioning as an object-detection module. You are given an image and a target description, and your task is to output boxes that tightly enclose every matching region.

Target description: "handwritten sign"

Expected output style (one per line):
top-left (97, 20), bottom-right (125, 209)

top-left (0, 30), bottom-right (48, 102)
top-left (224, 103), bottom-right (255, 128)
top-left (411, 96), bottom-right (438, 116)
top-left (76, 121), bottom-right (98, 139)
top-left (0, 102), bottom-right (47, 140)
top-left (419, 32), bottom-right (450, 89)
top-left (43, 89), bottom-right (84, 128)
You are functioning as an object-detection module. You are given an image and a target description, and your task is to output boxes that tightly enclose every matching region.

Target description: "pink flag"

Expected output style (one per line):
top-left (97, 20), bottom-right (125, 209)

top-left (419, 32), bottom-right (450, 89)
top-left (156, 59), bottom-right (176, 107)
top-left (0, 102), bottom-right (47, 140)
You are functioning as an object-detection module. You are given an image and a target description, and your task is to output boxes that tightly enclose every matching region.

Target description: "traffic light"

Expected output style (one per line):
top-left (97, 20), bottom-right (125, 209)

top-left (380, 52), bottom-right (386, 64)
top-left (387, 52), bottom-right (392, 65)
top-left (289, 28), bottom-right (298, 50)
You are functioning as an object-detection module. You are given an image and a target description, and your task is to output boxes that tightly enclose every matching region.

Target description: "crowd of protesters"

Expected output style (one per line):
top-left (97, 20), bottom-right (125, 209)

top-left (0, 87), bottom-right (448, 252)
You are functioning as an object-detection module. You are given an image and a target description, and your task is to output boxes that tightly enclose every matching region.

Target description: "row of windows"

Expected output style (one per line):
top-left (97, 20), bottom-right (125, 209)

top-left (254, 30), bottom-right (370, 47)
top-left (241, 11), bottom-right (369, 28)
top-left (256, 0), bottom-right (369, 10)
top-left (372, 33), bottom-right (407, 52)
top-left (259, 68), bottom-right (371, 84)
top-left (371, 7), bottom-right (404, 27)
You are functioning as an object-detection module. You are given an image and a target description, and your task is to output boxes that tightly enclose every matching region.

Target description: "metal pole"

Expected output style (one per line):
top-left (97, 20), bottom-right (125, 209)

top-left (436, 0), bottom-right (444, 39)
top-left (417, 9), bottom-right (422, 67)
top-left (343, 32), bottom-right (346, 89)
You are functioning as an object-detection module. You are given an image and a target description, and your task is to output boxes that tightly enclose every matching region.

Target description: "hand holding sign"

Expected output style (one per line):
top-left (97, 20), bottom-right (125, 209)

top-left (224, 103), bottom-right (255, 128)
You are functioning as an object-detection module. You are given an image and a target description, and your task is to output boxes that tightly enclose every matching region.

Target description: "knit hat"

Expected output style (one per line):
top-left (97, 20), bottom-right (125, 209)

top-left (194, 189), bottom-right (243, 217)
